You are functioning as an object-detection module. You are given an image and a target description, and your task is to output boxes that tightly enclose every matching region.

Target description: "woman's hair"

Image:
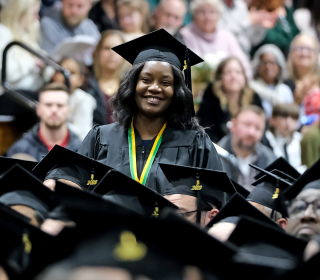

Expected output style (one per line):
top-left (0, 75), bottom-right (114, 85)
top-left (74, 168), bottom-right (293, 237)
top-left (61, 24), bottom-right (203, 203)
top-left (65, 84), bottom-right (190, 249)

top-left (117, 0), bottom-right (150, 34)
top-left (112, 62), bottom-right (204, 132)
top-left (287, 34), bottom-right (319, 81)
top-left (214, 57), bottom-right (255, 117)
top-left (0, 0), bottom-right (39, 44)
top-left (190, 0), bottom-right (222, 15)
top-left (302, 0), bottom-right (320, 29)
top-left (252, 44), bottom-right (288, 83)
top-left (92, 30), bottom-right (126, 81)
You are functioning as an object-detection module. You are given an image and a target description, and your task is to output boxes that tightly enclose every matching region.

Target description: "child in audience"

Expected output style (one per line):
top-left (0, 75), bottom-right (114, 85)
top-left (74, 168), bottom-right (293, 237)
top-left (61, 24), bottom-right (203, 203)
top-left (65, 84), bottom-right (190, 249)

top-left (52, 58), bottom-right (96, 140)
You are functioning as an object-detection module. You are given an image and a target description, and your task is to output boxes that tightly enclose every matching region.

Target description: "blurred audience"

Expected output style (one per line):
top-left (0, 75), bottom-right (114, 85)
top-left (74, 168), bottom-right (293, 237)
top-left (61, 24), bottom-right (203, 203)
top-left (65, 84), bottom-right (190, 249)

top-left (0, 0), bottom-right (44, 95)
top-left (218, 105), bottom-right (275, 191)
top-left (117, 0), bottom-right (149, 41)
top-left (52, 58), bottom-right (96, 140)
top-left (250, 44), bottom-right (293, 118)
top-left (40, 0), bottom-right (100, 54)
top-left (89, 0), bottom-right (119, 33)
top-left (180, 0), bottom-right (252, 79)
top-left (265, 103), bottom-right (302, 169)
top-left (7, 83), bottom-right (81, 161)
top-left (151, 0), bottom-right (186, 37)
top-left (301, 123), bottom-right (320, 168)
top-left (197, 57), bottom-right (262, 143)
top-left (88, 30), bottom-right (125, 125)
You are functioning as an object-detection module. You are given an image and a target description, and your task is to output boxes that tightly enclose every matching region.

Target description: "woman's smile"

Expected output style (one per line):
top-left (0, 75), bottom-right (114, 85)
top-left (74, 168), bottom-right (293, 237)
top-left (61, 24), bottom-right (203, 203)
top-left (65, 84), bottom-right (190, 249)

top-left (144, 95), bottom-right (163, 105)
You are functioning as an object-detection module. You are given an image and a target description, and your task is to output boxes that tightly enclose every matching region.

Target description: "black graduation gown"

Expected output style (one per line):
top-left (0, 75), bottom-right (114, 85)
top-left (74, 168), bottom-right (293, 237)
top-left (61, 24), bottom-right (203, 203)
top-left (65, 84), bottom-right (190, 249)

top-left (45, 123), bottom-right (223, 193)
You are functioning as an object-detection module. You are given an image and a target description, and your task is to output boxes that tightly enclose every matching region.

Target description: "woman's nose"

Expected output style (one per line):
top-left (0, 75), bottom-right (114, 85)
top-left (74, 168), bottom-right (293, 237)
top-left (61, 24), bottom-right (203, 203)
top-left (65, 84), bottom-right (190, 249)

top-left (149, 82), bottom-right (161, 92)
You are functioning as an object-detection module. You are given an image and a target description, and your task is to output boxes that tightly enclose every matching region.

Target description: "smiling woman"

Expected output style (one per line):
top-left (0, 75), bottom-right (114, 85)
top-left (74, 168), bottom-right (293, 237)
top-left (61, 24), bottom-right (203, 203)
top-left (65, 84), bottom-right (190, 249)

top-left (43, 29), bottom-right (223, 193)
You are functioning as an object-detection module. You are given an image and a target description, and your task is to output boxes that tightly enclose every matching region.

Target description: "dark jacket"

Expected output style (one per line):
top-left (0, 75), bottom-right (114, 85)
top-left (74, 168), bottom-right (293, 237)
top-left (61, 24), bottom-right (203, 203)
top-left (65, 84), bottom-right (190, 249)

top-left (196, 83), bottom-right (263, 143)
top-left (7, 124), bottom-right (82, 162)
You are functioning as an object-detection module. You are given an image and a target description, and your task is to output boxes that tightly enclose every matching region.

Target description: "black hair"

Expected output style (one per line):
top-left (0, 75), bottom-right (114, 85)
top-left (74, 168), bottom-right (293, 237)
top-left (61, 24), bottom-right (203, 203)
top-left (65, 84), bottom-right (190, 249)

top-left (112, 62), bottom-right (204, 132)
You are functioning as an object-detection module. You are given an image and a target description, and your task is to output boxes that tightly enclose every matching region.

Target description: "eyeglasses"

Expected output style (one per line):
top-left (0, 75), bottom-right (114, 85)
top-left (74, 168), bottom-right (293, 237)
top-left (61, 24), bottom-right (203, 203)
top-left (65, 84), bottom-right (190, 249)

top-left (292, 46), bottom-right (317, 54)
top-left (288, 198), bottom-right (320, 217)
top-left (259, 60), bottom-right (278, 67)
top-left (177, 210), bottom-right (197, 217)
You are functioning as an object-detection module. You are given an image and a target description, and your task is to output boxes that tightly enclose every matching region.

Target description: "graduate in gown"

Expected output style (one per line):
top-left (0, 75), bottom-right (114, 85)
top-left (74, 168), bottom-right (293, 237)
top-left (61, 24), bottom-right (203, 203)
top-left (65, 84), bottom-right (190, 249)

top-left (43, 29), bottom-right (223, 192)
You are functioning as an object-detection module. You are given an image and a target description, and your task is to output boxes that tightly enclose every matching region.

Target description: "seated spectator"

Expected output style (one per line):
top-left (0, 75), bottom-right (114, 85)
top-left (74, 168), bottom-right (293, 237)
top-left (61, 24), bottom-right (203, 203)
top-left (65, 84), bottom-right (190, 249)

top-left (218, 105), bottom-right (276, 191)
top-left (0, 0), bottom-right (44, 95)
top-left (250, 44), bottom-right (293, 118)
top-left (251, 2), bottom-right (300, 58)
top-left (88, 30), bottom-right (125, 125)
top-left (180, 0), bottom-right (252, 79)
top-left (117, 0), bottom-right (149, 41)
top-left (197, 57), bottom-right (263, 143)
top-left (7, 83), bottom-right (82, 161)
top-left (265, 103), bottom-right (302, 169)
top-left (151, 0), bottom-right (186, 38)
top-left (40, 0), bottom-right (100, 55)
top-left (88, 0), bottom-right (119, 33)
top-left (218, 0), bottom-right (278, 56)
top-left (52, 58), bottom-right (96, 140)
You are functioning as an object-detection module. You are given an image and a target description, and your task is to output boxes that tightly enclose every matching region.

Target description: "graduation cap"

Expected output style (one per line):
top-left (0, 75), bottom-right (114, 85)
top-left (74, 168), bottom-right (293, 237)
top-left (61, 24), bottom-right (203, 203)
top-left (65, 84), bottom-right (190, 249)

top-left (283, 158), bottom-right (320, 200)
top-left (33, 145), bottom-right (113, 190)
top-left (230, 179), bottom-right (250, 198)
top-left (0, 165), bottom-right (54, 220)
top-left (228, 216), bottom-right (307, 270)
top-left (112, 28), bottom-right (203, 92)
top-left (254, 157), bottom-right (300, 181)
top-left (92, 169), bottom-right (178, 218)
top-left (0, 156), bottom-right (37, 177)
top-left (206, 193), bottom-right (283, 231)
top-left (248, 164), bottom-right (292, 219)
top-left (159, 163), bottom-right (236, 224)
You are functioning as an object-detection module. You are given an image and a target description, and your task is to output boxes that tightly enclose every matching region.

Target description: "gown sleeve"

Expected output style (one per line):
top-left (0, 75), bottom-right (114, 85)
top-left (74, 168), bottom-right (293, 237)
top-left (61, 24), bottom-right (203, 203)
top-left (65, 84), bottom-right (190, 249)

top-left (45, 126), bottom-right (101, 189)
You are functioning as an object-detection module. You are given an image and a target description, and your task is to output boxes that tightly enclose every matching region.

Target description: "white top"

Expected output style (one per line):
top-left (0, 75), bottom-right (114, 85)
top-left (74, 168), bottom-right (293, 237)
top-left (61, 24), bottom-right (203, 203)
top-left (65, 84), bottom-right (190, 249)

top-left (237, 154), bottom-right (256, 177)
top-left (294, 8), bottom-right (318, 39)
top-left (68, 88), bottom-right (97, 140)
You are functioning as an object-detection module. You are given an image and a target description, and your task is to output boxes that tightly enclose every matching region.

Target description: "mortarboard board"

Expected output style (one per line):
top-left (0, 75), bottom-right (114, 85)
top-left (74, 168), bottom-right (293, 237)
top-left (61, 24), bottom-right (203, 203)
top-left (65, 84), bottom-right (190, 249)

top-left (0, 165), bottom-right (54, 220)
top-left (0, 156), bottom-right (37, 177)
top-left (92, 169), bottom-right (178, 217)
top-left (248, 165), bottom-right (292, 219)
top-left (33, 145), bottom-right (113, 190)
top-left (228, 216), bottom-right (307, 270)
top-left (159, 163), bottom-right (236, 224)
top-left (230, 179), bottom-right (250, 198)
top-left (206, 193), bottom-right (283, 231)
top-left (254, 157), bottom-right (300, 180)
top-left (283, 158), bottom-right (320, 200)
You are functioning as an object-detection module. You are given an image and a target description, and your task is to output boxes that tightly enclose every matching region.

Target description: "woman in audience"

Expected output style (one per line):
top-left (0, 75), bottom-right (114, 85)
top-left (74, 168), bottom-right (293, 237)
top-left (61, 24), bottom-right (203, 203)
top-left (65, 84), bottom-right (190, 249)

top-left (250, 44), bottom-right (293, 118)
top-left (88, 30), bottom-right (125, 125)
top-left (117, 0), bottom-right (149, 41)
top-left (196, 57), bottom-right (262, 143)
top-left (180, 0), bottom-right (252, 79)
top-left (0, 0), bottom-right (44, 96)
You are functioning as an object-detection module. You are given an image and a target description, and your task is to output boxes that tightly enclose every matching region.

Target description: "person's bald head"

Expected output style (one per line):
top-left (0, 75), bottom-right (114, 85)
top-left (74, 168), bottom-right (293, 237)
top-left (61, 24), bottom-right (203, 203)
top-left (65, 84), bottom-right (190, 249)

top-left (62, 0), bottom-right (92, 27)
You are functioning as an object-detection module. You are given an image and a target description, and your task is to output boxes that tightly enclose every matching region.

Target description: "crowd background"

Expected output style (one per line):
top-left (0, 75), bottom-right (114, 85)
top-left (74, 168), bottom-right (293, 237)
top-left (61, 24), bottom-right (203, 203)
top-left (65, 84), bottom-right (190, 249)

top-left (0, 0), bottom-right (320, 190)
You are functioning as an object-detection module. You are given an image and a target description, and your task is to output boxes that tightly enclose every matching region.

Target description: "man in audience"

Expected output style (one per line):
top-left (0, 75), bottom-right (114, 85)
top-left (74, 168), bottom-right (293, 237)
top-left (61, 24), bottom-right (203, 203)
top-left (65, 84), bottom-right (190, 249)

top-left (40, 0), bottom-right (100, 54)
top-left (218, 105), bottom-right (275, 191)
top-left (151, 0), bottom-right (186, 38)
top-left (7, 83), bottom-right (82, 161)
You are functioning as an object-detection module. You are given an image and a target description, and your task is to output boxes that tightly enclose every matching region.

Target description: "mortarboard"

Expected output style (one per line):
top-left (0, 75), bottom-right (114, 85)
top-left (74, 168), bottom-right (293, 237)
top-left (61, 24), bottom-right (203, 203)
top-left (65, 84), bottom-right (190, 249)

top-left (33, 145), bottom-right (113, 190)
top-left (159, 163), bottom-right (236, 224)
top-left (0, 156), bottom-right (37, 177)
top-left (0, 165), bottom-right (54, 220)
top-left (283, 158), bottom-right (320, 200)
top-left (206, 193), bottom-right (283, 231)
top-left (248, 165), bottom-right (292, 219)
top-left (254, 157), bottom-right (300, 180)
top-left (230, 179), bottom-right (250, 198)
top-left (228, 216), bottom-right (307, 270)
top-left (92, 169), bottom-right (178, 217)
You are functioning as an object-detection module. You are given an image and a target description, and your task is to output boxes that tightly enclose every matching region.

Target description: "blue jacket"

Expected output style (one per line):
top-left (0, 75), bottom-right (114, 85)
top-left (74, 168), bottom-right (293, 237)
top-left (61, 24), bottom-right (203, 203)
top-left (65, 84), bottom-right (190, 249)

top-left (7, 124), bottom-right (82, 162)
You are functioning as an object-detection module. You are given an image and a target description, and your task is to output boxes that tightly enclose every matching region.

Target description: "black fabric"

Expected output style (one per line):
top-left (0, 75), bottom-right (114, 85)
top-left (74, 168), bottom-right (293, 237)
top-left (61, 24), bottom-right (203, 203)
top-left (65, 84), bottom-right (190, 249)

top-left (0, 157), bottom-right (37, 178)
top-left (284, 79), bottom-right (296, 94)
top-left (196, 83), bottom-right (263, 143)
top-left (45, 123), bottom-right (223, 193)
top-left (230, 179), bottom-right (250, 198)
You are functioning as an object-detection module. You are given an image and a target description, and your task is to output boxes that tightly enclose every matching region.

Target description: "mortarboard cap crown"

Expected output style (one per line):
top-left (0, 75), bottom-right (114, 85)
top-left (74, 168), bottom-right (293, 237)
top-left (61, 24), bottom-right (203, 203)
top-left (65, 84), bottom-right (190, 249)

top-left (0, 156), bottom-right (37, 178)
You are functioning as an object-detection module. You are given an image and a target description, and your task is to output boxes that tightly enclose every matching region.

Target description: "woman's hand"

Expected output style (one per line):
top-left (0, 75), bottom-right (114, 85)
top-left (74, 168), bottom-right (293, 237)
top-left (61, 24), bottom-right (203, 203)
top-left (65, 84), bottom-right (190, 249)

top-left (294, 75), bottom-right (319, 105)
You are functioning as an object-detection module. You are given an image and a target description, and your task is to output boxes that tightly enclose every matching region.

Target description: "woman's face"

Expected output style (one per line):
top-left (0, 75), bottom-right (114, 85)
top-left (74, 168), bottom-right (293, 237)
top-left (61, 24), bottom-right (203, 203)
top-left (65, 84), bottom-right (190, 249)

top-left (222, 59), bottom-right (246, 93)
top-left (99, 35), bottom-right (124, 73)
top-left (258, 53), bottom-right (280, 85)
top-left (135, 61), bottom-right (174, 118)
top-left (118, 6), bottom-right (143, 33)
top-left (291, 36), bottom-right (318, 70)
top-left (193, 3), bottom-right (220, 34)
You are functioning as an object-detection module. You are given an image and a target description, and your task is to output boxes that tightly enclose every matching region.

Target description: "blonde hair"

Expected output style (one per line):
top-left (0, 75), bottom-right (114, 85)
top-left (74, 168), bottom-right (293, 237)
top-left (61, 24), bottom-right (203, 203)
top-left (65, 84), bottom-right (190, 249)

top-left (190, 0), bottom-right (223, 15)
top-left (117, 0), bottom-right (150, 34)
top-left (93, 30), bottom-right (126, 81)
top-left (0, 0), bottom-right (40, 45)
top-left (287, 34), bottom-right (320, 81)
